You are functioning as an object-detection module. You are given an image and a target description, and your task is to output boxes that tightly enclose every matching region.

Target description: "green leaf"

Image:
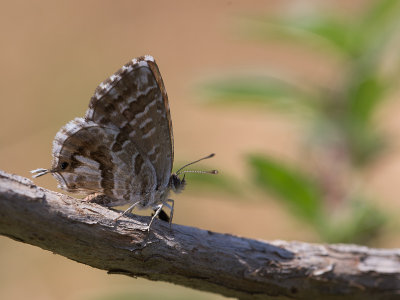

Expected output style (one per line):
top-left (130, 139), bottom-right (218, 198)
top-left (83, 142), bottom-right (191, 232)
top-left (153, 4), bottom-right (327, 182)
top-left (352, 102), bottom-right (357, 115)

top-left (343, 74), bottom-right (388, 165)
top-left (347, 75), bottom-right (387, 126)
top-left (282, 16), bottom-right (353, 55)
top-left (248, 154), bottom-right (322, 223)
top-left (202, 75), bottom-right (317, 112)
top-left (243, 15), bottom-right (355, 56)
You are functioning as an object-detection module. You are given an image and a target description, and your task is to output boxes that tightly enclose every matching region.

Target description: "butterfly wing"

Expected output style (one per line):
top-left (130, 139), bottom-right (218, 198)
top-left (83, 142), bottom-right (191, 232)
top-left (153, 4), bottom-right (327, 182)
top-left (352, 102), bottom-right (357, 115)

top-left (85, 56), bottom-right (173, 190)
top-left (51, 117), bottom-right (157, 206)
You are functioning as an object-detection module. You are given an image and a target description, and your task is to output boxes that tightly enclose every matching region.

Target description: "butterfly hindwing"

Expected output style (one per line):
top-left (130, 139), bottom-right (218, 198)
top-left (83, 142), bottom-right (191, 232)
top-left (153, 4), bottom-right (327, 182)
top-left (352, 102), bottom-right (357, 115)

top-left (51, 117), bottom-right (157, 205)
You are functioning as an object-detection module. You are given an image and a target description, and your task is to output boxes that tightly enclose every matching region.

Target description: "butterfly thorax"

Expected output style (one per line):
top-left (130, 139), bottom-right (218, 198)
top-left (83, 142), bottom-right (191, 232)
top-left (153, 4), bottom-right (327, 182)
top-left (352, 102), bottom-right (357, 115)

top-left (136, 174), bottom-right (185, 208)
top-left (138, 174), bottom-right (185, 208)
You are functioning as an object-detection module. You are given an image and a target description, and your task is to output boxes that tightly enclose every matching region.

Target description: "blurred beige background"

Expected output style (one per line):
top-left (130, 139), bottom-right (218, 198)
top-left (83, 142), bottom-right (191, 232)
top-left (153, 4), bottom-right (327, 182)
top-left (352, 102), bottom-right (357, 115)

top-left (1, 1), bottom-right (400, 299)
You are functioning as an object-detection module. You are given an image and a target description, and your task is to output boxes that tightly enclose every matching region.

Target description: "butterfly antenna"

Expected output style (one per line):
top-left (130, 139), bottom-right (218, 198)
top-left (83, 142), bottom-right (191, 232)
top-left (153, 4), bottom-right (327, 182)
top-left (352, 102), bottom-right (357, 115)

top-left (176, 153), bottom-right (218, 175)
top-left (178, 169), bottom-right (218, 175)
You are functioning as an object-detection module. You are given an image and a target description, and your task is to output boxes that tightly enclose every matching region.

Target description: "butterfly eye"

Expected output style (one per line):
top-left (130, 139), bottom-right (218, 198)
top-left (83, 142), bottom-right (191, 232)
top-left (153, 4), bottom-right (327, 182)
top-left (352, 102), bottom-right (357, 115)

top-left (60, 162), bottom-right (69, 170)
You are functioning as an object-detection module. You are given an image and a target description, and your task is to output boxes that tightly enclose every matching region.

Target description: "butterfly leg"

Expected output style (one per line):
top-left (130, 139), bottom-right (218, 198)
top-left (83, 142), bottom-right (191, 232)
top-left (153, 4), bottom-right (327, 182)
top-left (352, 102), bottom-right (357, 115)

top-left (114, 201), bottom-right (140, 221)
top-left (147, 203), bottom-right (164, 231)
top-left (165, 199), bottom-right (175, 227)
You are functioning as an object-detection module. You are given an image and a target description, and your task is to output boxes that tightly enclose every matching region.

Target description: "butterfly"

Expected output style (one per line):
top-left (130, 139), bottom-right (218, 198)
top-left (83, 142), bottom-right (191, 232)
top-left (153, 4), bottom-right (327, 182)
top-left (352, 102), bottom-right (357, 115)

top-left (31, 55), bottom-right (217, 230)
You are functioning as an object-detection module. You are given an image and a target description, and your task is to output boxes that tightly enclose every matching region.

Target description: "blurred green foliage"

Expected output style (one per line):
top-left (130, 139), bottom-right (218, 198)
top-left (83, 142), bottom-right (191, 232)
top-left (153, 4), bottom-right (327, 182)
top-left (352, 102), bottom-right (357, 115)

top-left (249, 155), bottom-right (322, 223)
top-left (204, 0), bottom-right (400, 244)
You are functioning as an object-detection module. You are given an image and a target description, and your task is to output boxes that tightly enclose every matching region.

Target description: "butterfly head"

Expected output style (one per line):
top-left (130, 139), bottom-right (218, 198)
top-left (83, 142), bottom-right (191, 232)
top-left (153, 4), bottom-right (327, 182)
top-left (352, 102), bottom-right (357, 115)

top-left (31, 141), bottom-right (74, 179)
top-left (169, 173), bottom-right (186, 193)
top-left (169, 153), bottom-right (218, 194)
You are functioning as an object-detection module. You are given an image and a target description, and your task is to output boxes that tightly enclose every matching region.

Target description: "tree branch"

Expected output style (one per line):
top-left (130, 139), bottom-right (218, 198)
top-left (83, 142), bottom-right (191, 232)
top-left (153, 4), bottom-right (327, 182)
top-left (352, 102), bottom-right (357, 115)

top-left (0, 170), bottom-right (399, 300)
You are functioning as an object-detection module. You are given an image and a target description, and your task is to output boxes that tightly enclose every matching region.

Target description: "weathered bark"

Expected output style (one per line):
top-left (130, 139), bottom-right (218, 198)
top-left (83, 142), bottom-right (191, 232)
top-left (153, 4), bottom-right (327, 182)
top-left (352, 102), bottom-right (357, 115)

top-left (0, 170), bottom-right (399, 299)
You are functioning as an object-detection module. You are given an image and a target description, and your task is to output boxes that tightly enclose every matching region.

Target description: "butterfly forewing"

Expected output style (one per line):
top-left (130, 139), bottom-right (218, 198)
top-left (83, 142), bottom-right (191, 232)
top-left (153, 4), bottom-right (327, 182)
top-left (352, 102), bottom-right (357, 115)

top-left (85, 56), bottom-right (173, 190)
